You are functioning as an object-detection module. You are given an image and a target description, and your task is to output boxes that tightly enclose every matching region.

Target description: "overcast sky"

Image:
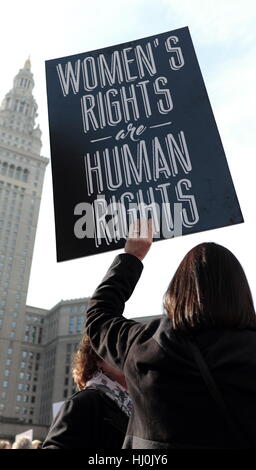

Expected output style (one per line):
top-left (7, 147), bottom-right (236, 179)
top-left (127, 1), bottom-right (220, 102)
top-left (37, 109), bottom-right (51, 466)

top-left (1, 0), bottom-right (255, 317)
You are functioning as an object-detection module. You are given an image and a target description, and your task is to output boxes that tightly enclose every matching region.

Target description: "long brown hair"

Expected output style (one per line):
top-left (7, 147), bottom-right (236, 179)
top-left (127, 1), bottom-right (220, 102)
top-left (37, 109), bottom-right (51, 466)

top-left (164, 242), bottom-right (256, 331)
top-left (72, 334), bottom-right (101, 390)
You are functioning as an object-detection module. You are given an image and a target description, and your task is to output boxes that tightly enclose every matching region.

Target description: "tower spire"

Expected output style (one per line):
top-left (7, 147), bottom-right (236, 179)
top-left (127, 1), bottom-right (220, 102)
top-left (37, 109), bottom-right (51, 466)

top-left (24, 55), bottom-right (31, 70)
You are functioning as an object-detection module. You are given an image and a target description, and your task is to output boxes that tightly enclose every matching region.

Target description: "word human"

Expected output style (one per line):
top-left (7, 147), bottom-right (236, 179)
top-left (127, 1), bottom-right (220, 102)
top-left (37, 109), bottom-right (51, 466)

top-left (84, 130), bottom-right (191, 195)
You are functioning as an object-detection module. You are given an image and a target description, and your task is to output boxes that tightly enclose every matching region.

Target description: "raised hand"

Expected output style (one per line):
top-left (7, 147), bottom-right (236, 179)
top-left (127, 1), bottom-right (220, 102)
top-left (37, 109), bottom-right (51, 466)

top-left (124, 219), bottom-right (153, 261)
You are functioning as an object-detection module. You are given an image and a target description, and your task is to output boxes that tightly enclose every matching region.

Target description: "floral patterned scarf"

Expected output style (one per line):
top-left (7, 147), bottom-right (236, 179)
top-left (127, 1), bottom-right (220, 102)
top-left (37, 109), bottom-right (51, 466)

top-left (85, 370), bottom-right (133, 417)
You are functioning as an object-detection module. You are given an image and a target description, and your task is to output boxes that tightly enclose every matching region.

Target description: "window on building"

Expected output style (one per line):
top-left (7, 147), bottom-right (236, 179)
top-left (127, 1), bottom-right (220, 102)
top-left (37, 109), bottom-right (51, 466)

top-left (77, 316), bottom-right (84, 333)
top-left (70, 306), bottom-right (78, 313)
top-left (2, 381), bottom-right (8, 388)
top-left (1, 162), bottom-right (8, 176)
top-left (8, 165), bottom-right (15, 178)
top-left (23, 169), bottom-right (29, 182)
top-left (68, 317), bottom-right (75, 334)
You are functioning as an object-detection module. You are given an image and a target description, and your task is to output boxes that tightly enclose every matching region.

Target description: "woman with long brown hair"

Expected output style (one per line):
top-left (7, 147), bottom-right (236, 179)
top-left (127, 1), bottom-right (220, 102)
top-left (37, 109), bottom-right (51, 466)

top-left (86, 221), bottom-right (256, 448)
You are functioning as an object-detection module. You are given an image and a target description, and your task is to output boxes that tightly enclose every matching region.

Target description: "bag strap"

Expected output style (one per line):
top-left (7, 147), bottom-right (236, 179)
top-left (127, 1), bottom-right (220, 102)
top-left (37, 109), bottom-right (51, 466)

top-left (187, 339), bottom-right (250, 448)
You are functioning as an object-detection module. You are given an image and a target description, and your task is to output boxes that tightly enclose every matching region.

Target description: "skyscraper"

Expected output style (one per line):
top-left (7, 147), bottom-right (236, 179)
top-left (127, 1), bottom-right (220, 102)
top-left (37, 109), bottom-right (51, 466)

top-left (0, 59), bottom-right (48, 429)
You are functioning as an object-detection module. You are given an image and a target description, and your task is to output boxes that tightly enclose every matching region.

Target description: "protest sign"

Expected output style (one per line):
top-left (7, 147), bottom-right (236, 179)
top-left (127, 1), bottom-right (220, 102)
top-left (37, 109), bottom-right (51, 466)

top-left (15, 428), bottom-right (33, 442)
top-left (52, 400), bottom-right (64, 419)
top-left (45, 26), bottom-right (243, 261)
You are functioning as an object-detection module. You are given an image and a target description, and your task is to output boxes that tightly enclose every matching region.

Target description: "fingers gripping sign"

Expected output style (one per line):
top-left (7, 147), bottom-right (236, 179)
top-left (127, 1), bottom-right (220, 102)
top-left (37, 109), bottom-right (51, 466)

top-left (124, 219), bottom-right (154, 261)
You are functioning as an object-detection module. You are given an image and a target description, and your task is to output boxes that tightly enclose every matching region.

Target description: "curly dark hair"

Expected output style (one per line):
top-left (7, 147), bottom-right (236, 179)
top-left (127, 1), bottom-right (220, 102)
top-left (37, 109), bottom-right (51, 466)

top-left (72, 334), bottom-right (102, 390)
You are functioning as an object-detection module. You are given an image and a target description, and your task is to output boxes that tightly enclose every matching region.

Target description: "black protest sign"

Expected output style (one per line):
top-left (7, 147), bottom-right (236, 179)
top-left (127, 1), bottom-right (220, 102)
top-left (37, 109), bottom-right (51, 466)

top-left (45, 26), bottom-right (243, 262)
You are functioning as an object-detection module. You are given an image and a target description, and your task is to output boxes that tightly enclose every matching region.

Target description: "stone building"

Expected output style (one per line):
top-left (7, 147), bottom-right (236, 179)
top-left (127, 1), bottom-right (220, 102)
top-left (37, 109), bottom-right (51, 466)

top-left (0, 59), bottom-right (48, 440)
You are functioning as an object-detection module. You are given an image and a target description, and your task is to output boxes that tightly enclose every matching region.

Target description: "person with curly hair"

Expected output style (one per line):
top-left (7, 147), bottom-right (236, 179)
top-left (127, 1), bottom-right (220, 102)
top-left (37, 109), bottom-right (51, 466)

top-left (12, 437), bottom-right (33, 449)
top-left (42, 335), bottom-right (132, 449)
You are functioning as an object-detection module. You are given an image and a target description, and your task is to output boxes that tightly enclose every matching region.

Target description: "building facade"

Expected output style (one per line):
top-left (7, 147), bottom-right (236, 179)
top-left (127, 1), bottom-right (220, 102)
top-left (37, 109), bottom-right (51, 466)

top-left (0, 60), bottom-right (48, 439)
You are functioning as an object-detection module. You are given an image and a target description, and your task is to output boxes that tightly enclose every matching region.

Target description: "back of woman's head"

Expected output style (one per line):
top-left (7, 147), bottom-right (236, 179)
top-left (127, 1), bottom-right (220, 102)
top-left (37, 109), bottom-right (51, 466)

top-left (32, 439), bottom-right (42, 449)
top-left (164, 242), bottom-right (256, 331)
top-left (0, 439), bottom-right (11, 449)
top-left (12, 437), bottom-right (33, 449)
top-left (72, 334), bottom-right (101, 390)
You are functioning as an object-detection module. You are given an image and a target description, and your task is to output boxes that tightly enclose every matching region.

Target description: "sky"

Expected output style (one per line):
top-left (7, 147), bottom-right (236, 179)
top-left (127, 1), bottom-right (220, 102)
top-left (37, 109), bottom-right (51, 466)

top-left (0, 0), bottom-right (255, 317)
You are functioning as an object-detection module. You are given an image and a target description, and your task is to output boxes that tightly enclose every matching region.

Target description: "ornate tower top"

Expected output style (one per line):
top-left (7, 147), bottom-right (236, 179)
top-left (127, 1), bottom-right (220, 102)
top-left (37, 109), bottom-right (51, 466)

top-left (24, 56), bottom-right (31, 71)
top-left (0, 59), bottom-right (42, 155)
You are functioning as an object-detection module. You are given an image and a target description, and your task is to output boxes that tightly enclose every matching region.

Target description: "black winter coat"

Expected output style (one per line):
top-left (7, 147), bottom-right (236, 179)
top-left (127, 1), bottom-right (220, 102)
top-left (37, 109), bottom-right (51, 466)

top-left (42, 388), bottom-right (128, 449)
top-left (85, 253), bottom-right (256, 449)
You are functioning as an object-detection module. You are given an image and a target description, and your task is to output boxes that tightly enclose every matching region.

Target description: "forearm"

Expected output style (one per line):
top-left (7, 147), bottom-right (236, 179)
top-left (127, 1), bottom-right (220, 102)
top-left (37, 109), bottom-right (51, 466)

top-left (85, 253), bottom-right (144, 368)
top-left (87, 253), bottom-right (143, 317)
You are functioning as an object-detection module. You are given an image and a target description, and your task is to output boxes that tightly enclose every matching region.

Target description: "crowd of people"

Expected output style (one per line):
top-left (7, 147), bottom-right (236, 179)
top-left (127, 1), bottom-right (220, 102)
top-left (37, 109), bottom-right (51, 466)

top-left (0, 438), bottom-right (42, 449)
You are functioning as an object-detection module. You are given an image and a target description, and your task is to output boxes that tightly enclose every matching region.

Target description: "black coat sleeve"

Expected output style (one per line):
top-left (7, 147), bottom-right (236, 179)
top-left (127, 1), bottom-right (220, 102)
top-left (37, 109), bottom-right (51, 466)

top-left (85, 253), bottom-right (146, 370)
